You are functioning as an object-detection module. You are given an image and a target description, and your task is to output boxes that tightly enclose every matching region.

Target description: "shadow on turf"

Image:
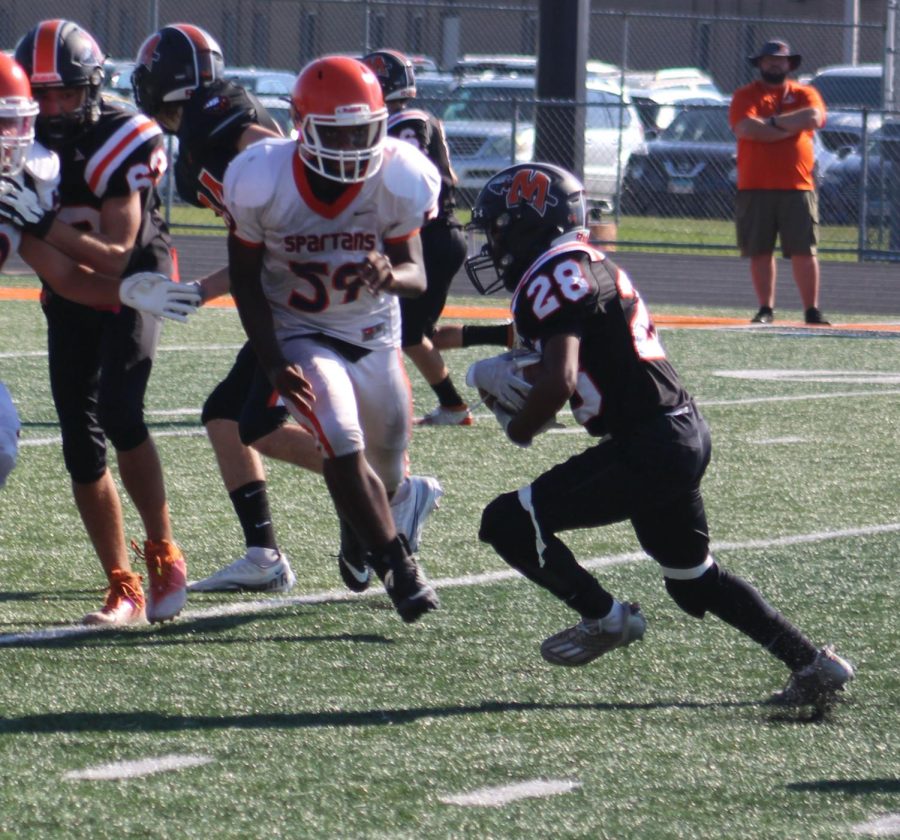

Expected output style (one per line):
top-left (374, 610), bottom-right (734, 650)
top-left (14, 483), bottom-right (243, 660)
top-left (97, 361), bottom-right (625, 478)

top-left (1, 609), bottom-right (394, 647)
top-left (1, 698), bottom-right (779, 735)
top-left (786, 779), bottom-right (900, 795)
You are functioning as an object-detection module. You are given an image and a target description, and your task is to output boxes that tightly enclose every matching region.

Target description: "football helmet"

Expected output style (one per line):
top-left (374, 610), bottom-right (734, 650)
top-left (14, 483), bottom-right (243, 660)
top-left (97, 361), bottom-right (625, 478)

top-left (291, 56), bottom-right (387, 184)
top-left (14, 19), bottom-right (105, 148)
top-left (361, 50), bottom-right (416, 102)
top-left (132, 24), bottom-right (225, 118)
top-left (0, 53), bottom-right (39, 178)
top-left (465, 162), bottom-right (587, 294)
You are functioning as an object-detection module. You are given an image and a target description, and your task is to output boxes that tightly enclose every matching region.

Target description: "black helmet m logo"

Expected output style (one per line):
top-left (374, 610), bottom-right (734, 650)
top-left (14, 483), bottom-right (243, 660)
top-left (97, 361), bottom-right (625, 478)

top-left (502, 168), bottom-right (558, 217)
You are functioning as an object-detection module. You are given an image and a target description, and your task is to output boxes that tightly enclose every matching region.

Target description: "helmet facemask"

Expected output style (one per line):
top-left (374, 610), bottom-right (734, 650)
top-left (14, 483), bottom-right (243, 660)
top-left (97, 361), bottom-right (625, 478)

top-left (296, 106), bottom-right (386, 184)
top-left (0, 97), bottom-right (39, 178)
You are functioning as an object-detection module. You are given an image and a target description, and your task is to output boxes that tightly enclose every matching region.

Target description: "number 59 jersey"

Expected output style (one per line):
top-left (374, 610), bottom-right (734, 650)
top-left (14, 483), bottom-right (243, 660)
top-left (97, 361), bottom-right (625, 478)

top-left (224, 136), bottom-right (441, 350)
top-left (510, 242), bottom-right (690, 438)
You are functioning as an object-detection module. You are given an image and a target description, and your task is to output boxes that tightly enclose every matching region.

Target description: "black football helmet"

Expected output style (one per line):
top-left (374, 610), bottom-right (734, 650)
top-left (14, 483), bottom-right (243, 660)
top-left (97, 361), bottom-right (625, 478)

top-left (465, 162), bottom-right (587, 294)
top-left (14, 19), bottom-right (105, 148)
top-left (132, 24), bottom-right (225, 119)
top-left (361, 50), bottom-right (416, 102)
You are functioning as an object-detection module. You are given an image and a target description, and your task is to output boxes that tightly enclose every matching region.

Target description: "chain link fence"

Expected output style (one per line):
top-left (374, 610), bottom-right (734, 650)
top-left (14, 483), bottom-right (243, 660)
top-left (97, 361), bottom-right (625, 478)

top-left (2, 1), bottom-right (897, 259)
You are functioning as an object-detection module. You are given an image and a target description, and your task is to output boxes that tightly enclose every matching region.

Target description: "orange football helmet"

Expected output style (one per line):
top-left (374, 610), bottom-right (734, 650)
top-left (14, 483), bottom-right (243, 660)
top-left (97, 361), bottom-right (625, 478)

top-left (291, 56), bottom-right (387, 184)
top-left (0, 52), bottom-right (39, 178)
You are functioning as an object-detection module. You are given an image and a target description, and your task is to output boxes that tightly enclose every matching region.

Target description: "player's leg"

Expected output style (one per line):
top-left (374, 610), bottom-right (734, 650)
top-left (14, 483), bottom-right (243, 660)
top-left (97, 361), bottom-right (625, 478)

top-left (43, 295), bottom-right (144, 625)
top-left (631, 407), bottom-right (852, 705)
top-left (286, 338), bottom-right (438, 622)
top-left (190, 343), bottom-right (298, 593)
top-left (99, 306), bottom-right (185, 623)
top-left (479, 439), bottom-right (645, 665)
top-left (406, 222), bottom-right (472, 426)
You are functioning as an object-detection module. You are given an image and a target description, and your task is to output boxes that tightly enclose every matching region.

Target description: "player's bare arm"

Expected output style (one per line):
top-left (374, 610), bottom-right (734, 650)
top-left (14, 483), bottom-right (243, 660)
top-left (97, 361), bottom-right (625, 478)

top-left (358, 234), bottom-right (426, 298)
top-left (507, 333), bottom-right (578, 446)
top-left (42, 192), bottom-right (141, 278)
top-left (228, 234), bottom-right (315, 413)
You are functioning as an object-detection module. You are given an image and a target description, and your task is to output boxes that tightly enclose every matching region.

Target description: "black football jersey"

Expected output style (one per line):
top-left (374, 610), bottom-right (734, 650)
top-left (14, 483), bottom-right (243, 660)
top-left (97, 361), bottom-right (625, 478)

top-left (511, 243), bottom-right (690, 437)
top-left (52, 99), bottom-right (171, 278)
top-left (175, 79), bottom-right (282, 215)
top-left (387, 107), bottom-right (459, 224)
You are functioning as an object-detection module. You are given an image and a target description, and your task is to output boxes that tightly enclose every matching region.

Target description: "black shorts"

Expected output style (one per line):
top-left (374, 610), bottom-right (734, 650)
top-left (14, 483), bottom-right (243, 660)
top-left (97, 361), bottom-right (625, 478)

top-left (529, 403), bottom-right (712, 570)
top-left (400, 220), bottom-right (466, 347)
top-left (201, 341), bottom-right (289, 445)
top-left (43, 291), bottom-right (160, 483)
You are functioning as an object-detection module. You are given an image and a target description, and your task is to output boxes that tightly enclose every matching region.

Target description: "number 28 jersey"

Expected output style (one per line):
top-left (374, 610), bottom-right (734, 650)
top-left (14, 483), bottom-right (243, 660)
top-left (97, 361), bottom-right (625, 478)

top-left (224, 136), bottom-right (441, 350)
top-left (511, 242), bottom-right (690, 438)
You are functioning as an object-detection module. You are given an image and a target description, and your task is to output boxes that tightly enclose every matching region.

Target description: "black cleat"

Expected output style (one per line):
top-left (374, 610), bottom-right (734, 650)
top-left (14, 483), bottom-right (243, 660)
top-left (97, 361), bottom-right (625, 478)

top-left (336, 517), bottom-right (372, 593)
top-left (804, 307), bottom-right (831, 325)
top-left (377, 535), bottom-right (439, 623)
top-left (751, 305), bottom-right (775, 324)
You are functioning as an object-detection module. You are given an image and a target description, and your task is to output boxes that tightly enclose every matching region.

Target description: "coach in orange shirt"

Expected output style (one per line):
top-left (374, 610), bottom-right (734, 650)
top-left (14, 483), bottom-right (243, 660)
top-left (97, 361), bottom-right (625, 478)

top-left (729, 40), bottom-right (829, 325)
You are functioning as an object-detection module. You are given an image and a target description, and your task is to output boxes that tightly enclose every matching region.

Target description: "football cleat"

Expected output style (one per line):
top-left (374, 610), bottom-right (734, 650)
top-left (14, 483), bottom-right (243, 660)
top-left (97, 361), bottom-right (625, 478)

top-left (415, 404), bottom-right (474, 426)
top-left (82, 569), bottom-right (146, 626)
top-left (187, 547), bottom-right (296, 593)
top-left (390, 475), bottom-right (443, 554)
top-left (766, 646), bottom-right (854, 707)
top-left (804, 306), bottom-right (831, 326)
top-left (540, 603), bottom-right (646, 666)
top-left (139, 539), bottom-right (187, 623)
top-left (379, 535), bottom-right (439, 623)
top-left (336, 518), bottom-right (372, 593)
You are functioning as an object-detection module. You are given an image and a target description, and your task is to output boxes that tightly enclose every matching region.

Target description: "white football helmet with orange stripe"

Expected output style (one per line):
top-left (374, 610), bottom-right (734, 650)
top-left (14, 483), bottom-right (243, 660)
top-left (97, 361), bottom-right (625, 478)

top-left (14, 19), bottom-right (105, 148)
top-left (291, 56), bottom-right (387, 184)
top-left (0, 53), bottom-right (39, 179)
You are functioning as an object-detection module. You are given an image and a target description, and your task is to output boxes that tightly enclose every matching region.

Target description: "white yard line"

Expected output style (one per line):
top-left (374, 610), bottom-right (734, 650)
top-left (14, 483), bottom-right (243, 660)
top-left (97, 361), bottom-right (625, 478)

top-left (852, 814), bottom-right (900, 837)
top-left (63, 754), bottom-right (214, 781)
top-left (1, 522), bottom-right (897, 647)
top-left (439, 779), bottom-right (581, 807)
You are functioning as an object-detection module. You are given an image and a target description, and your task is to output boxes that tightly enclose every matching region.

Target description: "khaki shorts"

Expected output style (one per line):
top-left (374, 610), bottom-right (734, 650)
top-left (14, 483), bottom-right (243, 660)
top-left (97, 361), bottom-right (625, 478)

top-left (735, 190), bottom-right (819, 257)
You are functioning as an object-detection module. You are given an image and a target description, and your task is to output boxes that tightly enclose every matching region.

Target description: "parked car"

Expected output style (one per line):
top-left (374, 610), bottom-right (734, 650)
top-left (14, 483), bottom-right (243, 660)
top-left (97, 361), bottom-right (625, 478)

top-left (441, 75), bottom-right (644, 207)
top-left (621, 104), bottom-right (838, 219)
top-left (809, 64), bottom-right (884, 153)
top-left (103, 59), bottom-right (136, 102)
top-left (224, 67), bottom-right (296, 95)
top-left (818, 121), bottom-right (898, 225)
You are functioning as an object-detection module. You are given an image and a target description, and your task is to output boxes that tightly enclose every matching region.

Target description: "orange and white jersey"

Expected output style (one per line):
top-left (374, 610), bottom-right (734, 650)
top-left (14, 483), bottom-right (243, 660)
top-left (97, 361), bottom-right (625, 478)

top-left (224, 135), bottom-right (440, 349)
top-left (0, 141), bottom-right (58, 269)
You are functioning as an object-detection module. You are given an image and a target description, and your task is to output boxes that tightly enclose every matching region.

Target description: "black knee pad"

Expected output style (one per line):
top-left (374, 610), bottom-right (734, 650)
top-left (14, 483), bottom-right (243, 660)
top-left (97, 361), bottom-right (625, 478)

top-left (665, 564), bottom-right (720, 619)
top-left (97, 402), bottom-right (148, 454)
top-left (202, 378), bottom-right (242, 425)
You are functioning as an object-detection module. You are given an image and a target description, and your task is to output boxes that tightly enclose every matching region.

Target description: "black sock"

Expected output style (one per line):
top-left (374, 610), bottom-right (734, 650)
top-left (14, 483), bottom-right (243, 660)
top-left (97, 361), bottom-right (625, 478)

top-left (709, 570), bottom-right (818, 671)
top-left (229, 481), bottom-right (277, 550)
top-left (461, 324), bottom-right (512, 348)
top-left (432, 375), bottom-right (465, 408)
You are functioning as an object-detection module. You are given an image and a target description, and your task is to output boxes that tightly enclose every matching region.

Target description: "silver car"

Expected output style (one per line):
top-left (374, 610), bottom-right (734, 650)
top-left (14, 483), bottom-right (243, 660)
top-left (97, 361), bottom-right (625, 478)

top-left (441, 75), bottom-right (645, 207)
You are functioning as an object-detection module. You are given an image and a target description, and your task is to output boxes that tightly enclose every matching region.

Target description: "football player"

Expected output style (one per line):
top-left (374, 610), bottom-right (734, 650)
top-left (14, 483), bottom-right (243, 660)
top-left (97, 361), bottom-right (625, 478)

top-left (224, 56), bottom-right (443, 622)
top-left (0, 20), bottom-right (190, 626)
top-left (131, 23), bottom-right (316, 594)
top-left (361, 49), bottom-right (473, 426)
top-left (467, 161), bottom-right (853, 707)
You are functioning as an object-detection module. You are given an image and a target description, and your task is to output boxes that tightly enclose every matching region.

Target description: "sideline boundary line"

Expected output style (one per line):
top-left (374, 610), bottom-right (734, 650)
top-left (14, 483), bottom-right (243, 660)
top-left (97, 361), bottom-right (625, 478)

top-left (0, 288), bottom-right (897, 332)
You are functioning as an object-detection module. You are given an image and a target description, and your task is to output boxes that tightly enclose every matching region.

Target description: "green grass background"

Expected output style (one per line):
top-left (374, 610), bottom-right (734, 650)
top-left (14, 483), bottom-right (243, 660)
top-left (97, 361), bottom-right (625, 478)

top-left (0, 291), bottom-right (897, 838)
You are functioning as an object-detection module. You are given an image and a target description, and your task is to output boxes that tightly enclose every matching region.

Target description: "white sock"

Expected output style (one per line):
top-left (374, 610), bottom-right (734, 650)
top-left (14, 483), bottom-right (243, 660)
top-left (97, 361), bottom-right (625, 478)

top-left (600, 601), bottom-right (626, 633)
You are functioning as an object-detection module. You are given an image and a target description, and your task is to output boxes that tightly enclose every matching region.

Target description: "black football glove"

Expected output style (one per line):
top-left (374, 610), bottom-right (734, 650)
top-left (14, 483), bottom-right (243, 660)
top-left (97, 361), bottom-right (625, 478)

top-left (0, 177), bottom-right (56, 239)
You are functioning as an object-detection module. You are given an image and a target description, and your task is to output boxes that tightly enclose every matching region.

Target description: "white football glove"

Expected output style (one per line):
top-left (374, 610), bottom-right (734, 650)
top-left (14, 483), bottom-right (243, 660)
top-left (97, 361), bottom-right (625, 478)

top-left (0, 176), bottom-right (56, 238)
top-left (119, 272), bottom-right (203, 322)
top-left (466, 350), bottom-right (541, 412)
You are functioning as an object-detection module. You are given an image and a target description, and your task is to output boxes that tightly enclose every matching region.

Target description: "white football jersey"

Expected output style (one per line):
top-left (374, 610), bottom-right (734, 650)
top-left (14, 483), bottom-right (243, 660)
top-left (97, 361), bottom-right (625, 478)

top-left (224, 136), bottom-right (440, 349)
top-left (0, 142), bottom-right (59, 270)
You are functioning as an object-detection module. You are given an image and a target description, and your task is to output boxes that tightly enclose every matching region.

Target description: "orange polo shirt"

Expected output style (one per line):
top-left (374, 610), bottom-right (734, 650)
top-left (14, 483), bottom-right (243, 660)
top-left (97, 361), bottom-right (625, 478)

top-left (728, 80), bottom-right (826, 190)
